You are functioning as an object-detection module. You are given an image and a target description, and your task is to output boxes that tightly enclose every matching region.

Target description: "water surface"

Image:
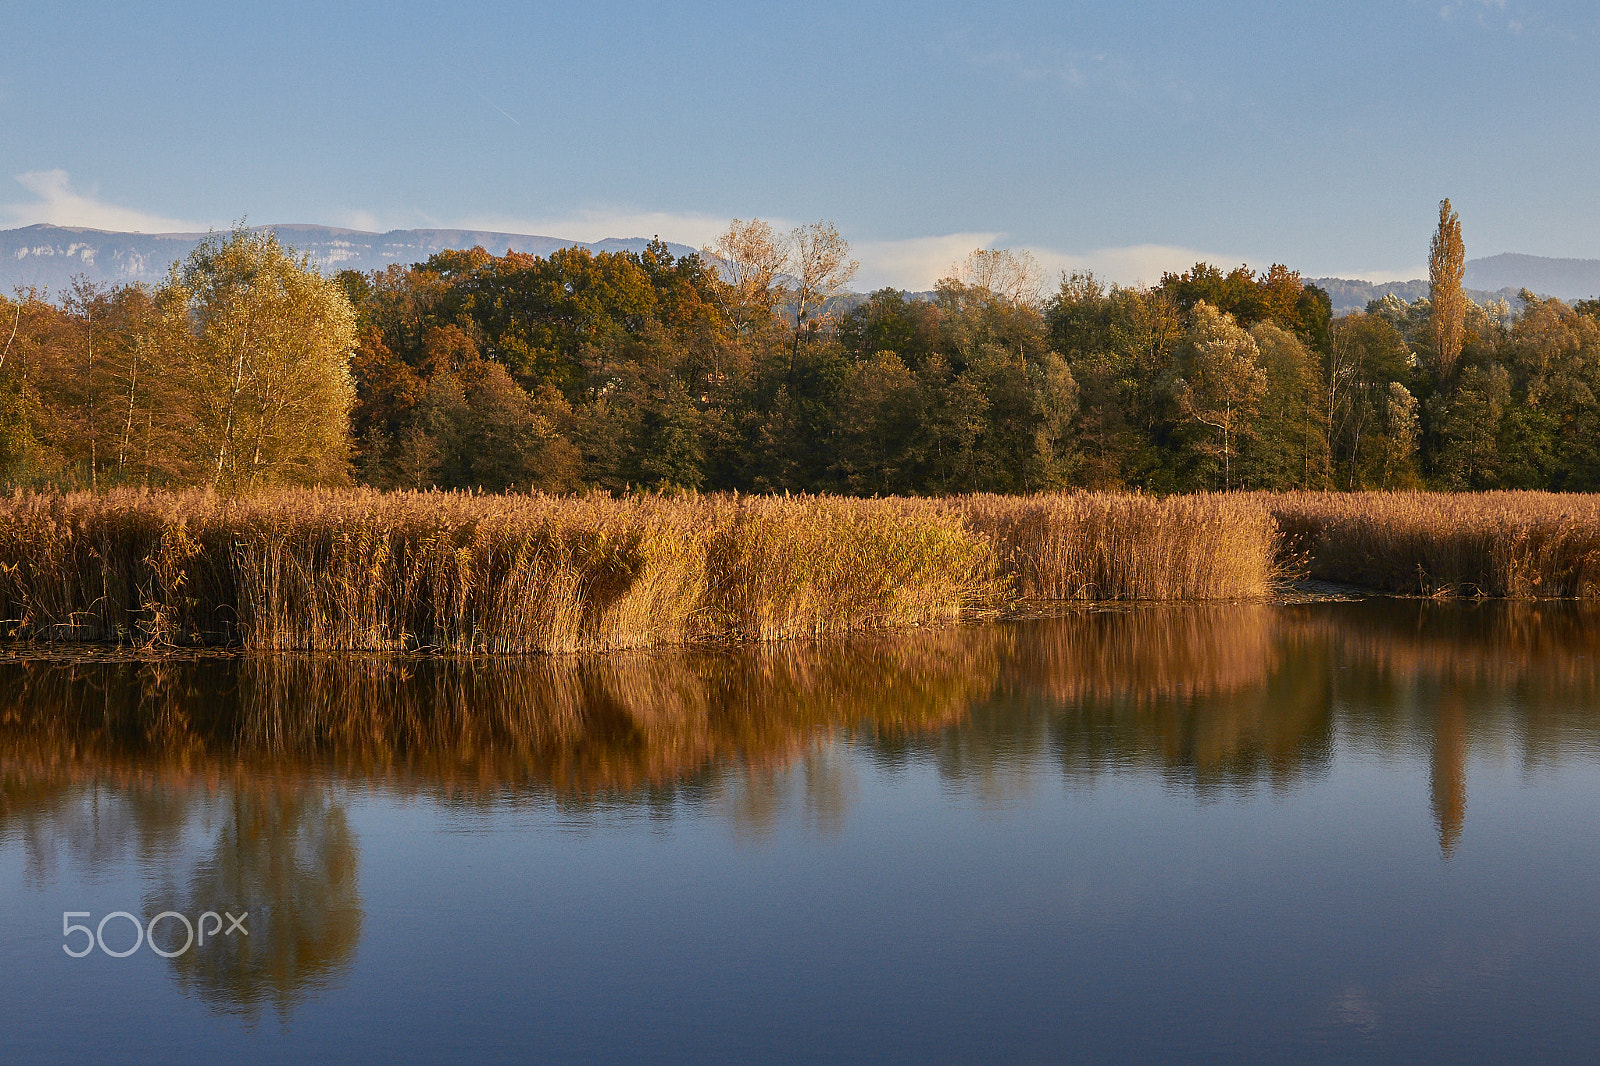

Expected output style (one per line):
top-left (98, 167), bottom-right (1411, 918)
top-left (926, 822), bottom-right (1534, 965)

top-left (3, 601), bottom-right (1599, 1063)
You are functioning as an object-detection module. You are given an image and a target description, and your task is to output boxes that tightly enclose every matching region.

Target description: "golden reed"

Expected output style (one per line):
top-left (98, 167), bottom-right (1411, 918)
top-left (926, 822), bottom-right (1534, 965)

top-left (0, 489), bottom-right (1284, 651)
top-left (1267, 491), bottom-right (1600, 597)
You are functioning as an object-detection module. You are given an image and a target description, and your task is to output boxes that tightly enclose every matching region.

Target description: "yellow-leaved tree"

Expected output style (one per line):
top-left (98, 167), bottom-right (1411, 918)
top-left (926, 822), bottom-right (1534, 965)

top-left (160, 227), bottom-right (357, 490)
top-left (1428, 198), bottom-right (1466, 377)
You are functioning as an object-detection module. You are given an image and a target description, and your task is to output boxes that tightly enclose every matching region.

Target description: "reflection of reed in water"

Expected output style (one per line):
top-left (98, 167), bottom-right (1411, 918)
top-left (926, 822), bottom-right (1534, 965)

top-left (0, 631), bottom-right (997, 1019)
top-left (994, 607), bottom-right (1335, 794)
top-left (1009, 606), bottom-right (1278, 705)
top-left (0, 627), bottom-right (1000, 800)
top-left (236, 630), bottom-right (997, 796)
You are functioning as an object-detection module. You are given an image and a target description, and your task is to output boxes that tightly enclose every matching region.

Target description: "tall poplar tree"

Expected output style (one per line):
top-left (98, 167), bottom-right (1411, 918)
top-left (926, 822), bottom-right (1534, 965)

top-left (1428, 199), bottom-right (1466, 377)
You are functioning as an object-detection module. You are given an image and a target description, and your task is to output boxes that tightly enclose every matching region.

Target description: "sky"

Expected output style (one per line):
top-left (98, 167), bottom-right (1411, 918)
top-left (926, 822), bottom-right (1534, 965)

top-left (3, 1), bottom-right (1598, 290)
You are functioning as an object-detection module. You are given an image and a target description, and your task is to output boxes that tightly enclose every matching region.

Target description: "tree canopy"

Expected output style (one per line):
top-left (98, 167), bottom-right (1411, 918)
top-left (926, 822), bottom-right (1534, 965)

top-left (3, 207), bottom-right (1598, 496)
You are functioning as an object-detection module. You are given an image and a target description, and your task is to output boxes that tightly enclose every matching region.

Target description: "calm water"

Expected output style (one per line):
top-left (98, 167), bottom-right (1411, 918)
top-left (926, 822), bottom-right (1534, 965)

top-left (3, 600), bottom-right (1600, 1064)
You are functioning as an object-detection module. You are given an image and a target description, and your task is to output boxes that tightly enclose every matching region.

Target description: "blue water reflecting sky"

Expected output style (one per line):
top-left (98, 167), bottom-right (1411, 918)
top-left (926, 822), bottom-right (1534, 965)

top-left (3, 602), bottom-right (1599, 1063)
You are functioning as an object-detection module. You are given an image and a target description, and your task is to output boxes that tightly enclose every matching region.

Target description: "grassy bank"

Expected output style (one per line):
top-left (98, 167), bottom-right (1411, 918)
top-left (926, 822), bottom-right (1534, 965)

top-left (0, 489), bottom-right (1282, 651)
top-left (1268, 491), bottom-right (1600, 597)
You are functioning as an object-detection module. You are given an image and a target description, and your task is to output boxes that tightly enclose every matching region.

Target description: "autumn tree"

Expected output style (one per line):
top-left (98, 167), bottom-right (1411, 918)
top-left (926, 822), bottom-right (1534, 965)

top-left (951, 248), bottom-right (1044, 307)
top-left (1237, 321), bottom-right (1328, 489)
top-left (1428, 198), bottom-right (1467, 377)
top-left (786, 220), bottom-right (859, 342)
top-left (1378, 381), bottom-right (1422, 488)
top-left (0, 291), bottom-right (51, 482)
top-left (706, 218), bottom-right (787, 336)
top-left (164, 227), bottom-right (358, 490)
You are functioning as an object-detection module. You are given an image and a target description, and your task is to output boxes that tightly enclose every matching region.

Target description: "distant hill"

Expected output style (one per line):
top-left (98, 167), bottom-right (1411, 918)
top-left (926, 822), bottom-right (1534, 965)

top-left (1464, 254), bottom-right (1600, 300)
top-left (0, 224), bottom-right (703, 294)
top-left (10, 226), bottom-right (1598, 317)
top-left (1309, 277), bottom-right (1522, 317)
top-left (1312, 253), bottom-right (1600, 316)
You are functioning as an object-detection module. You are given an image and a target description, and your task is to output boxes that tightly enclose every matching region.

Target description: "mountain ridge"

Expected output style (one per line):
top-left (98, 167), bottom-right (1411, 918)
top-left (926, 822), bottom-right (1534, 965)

top-left (0, 223), bottom-right (703, 293)
top-left (5, 224), bottom-right (1597, 314)
top-left (1309, 252), bottom-right (1600, 315)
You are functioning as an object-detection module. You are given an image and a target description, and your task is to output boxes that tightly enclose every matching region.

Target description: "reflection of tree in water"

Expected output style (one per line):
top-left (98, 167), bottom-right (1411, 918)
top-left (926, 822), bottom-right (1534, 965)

top-left (1, 778), bottom-right (196, 886)
top-left (868, 600), bottom-right (1600, 854)
top-left (1309, 599), bottom-right (1600, 856)
top-left (991, 600), bottom-right (1600, 852)
top-left (149, 784), bottom-right (362, 1022)
top-left (1431, 694), bottom-right (1467, 857)
top-left (0, 767), bottom-right (362, 1020)
top-left (7, 596), bottom-right (1600, 959)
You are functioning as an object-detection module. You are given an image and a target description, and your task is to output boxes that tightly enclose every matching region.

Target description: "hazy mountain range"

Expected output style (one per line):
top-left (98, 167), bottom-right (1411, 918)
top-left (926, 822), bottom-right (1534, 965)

top-left (1313, 255), bottom-right (1600, 315)
top-left (0, 224), bottom-right (703, 294)
top-left (4, 224), bottom-right (1597, 317)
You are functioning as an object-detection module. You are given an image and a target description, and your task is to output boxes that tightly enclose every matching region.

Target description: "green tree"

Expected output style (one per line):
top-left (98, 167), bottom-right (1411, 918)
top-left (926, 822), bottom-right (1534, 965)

top-left (417, 362), bottom-right (579, 492)
top-left (1173, 303), bottom-right (1267, 491)
top-left (1160, 262), bottom-right (1331, 346)
top-left (1429, 363), bottom-right (1510, 488)
top-left (830, 350), bottom-right (925, 494)
top-left (1048, 274), bottom-right (1184, 490)
top-left (1238, 321), bottom-right (1328, 488)
top-left (1494, 293), bottom-right (1600, 489)
top-left (1326, 313), bottom-right (1416, 488)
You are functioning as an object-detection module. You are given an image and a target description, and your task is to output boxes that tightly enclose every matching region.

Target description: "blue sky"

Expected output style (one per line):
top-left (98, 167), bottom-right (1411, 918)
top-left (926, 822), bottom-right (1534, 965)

top-left (4, 1), bottom-right (1597, 288)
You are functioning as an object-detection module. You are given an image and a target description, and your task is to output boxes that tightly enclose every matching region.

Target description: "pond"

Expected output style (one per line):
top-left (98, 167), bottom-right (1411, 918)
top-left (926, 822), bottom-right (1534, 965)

top-left (3, 600), bottom-right (1599, 1063)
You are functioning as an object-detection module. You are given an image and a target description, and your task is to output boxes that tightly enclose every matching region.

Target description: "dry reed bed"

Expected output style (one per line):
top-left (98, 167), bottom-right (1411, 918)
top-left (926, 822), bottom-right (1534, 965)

top-left (0, 490), bottom-right (1000, 652)
top-left (0, 489), bottom-right (1282, 652)
top-left (1267, 491), bottom-right (1600, 597)
top-left (951, 493), bottom-right (1281, 601)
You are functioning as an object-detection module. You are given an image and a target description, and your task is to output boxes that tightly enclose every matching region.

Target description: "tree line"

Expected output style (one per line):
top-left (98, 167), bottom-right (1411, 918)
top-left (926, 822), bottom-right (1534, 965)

top-left (3, 204), bottom-right (1598, 495)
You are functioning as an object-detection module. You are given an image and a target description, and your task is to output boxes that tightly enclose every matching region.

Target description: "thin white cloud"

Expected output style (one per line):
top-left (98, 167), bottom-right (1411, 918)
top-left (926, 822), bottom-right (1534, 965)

top-left (3, 170), bottom-right (198, 232)
top-left (853, 232), bottom-right (1003, 291)
top-left (856, 236), bottom-right (1260, 292)
top-left (1026, 243), bottom-right (1254, 290)
top-left (450, 207), bottom-right (745, 250)
top-left (1437, 0), bottom-right (1532, 34)
top-left (942, 29), bottom-right (1142, 102)
top-left (332, 209), bottom-right (385, 233)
